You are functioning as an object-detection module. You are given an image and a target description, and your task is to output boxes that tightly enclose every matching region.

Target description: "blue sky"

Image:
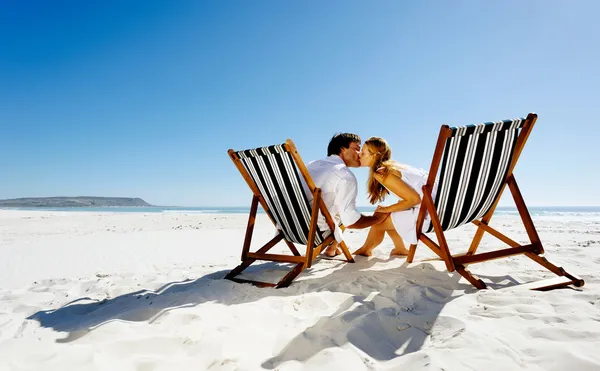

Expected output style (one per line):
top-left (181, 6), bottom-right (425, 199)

top-left (1, 1), bottom-right (598, 207)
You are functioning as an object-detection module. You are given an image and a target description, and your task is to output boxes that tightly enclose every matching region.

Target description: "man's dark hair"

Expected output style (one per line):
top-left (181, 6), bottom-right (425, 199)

top-left (327, 133), bottom-right (361, 156)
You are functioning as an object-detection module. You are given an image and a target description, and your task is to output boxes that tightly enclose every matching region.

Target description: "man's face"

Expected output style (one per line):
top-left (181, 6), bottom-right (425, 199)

top-left (339, 141), bottom-right (361, 168)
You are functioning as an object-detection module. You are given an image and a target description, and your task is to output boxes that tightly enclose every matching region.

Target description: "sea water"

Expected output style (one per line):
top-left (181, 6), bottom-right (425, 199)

top-left (3, 206), bottom-right (600, 217)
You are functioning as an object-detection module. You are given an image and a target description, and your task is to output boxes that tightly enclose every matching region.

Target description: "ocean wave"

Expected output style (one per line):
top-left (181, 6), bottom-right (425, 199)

top-left (496, 211), bottom-right (600, 217)
top-left (534, 212), bottom-right (600, 217)
top-left (161, 209), bottom-right (223, 214)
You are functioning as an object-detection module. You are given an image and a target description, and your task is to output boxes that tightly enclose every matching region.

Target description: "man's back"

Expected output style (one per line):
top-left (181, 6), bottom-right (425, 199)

top-left (305, 155), bottom-right (361, 236)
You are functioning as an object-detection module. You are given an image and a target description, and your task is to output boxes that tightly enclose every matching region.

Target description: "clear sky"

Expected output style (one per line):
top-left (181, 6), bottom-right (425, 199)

top-left (1, 1), bottom-right (598, 207)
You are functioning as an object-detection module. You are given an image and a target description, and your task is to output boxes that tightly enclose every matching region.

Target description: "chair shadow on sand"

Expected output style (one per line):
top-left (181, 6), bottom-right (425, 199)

top-left (27, 254), bottom-right (526, 364)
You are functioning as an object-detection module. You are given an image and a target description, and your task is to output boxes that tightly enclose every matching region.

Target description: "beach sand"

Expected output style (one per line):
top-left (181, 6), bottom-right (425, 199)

top-left (0, 209), bottom-right (599, 370)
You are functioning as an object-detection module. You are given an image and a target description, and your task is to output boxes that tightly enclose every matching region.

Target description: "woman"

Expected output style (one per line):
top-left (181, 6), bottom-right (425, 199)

top-left (353, 137), bottom-right (430, 257)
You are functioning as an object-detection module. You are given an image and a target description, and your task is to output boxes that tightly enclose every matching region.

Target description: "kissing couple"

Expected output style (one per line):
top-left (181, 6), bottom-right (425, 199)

top-left (304, 133), bottom-right (432, 258)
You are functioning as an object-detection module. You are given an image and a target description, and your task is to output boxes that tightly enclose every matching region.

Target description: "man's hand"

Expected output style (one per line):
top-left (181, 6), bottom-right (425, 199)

top-left (375, 205), bottom-right (390, 214)
top-left (346, 212), bottom-right (388, 229)
top-left (372, 211), bottom-right (388, 224)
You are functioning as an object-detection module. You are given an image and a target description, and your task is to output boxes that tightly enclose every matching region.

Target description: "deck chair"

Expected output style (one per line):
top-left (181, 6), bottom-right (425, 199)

top-left (225, 139), bottom-right (355, 288)
top-left (408, 113), bottom-right (584, 291)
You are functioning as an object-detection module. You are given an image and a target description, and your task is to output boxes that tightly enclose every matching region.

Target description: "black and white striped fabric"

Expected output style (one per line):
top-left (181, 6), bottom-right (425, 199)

top-left (236, 144), bottom-right (325, 246)
top-left (424, 118), bottom-right (525, 233)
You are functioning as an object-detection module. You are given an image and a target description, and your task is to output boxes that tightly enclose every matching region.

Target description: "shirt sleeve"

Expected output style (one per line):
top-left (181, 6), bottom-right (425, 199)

top-left (334, 173), bottom-right (362, 227)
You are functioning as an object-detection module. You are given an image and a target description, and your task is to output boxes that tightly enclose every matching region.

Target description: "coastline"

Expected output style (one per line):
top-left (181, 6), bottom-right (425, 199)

top-left (2, 205), bottom-right (600, 215)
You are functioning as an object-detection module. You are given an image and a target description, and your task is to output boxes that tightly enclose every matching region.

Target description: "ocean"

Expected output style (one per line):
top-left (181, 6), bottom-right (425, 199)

top-left (2, 206), bottom-right (600, 217)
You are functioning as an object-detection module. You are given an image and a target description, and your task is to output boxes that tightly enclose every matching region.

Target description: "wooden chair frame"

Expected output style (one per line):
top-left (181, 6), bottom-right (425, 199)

top-left (408, 113), bottom-right (585, 291)
top-left (225, 139), bottom-right (354, 288)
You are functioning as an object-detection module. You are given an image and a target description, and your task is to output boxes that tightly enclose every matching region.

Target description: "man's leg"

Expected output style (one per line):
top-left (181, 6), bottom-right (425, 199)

top-left (323, 240), bottom-right (340, 257)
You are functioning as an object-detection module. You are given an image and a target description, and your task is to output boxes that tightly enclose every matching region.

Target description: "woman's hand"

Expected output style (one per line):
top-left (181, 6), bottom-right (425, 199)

top-left (375, 167), bottom-right (387, 178)
top-left (375, 205), bottom-right (391, 213)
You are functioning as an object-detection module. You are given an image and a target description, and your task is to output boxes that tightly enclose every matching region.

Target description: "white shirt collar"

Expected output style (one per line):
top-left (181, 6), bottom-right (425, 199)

top-left (326, 155), bottom-right (345, 165)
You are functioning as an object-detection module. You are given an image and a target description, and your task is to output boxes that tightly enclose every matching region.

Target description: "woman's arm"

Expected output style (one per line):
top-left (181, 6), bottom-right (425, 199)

top-left (374, 171), bottom-right (421, 213)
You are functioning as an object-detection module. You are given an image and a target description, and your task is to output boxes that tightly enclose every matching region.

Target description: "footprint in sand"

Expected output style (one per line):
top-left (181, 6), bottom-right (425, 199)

top-left (397, 323), bottom-right (411, 331)
top-left (528, 326), bottom-right (600, 342)
top-left (291, 295), bottom-right (330, 313)
top-left (427, 316), bottom-right (467, 344)
top-left (423, 287), bottom-right (451, 304)
top-left (207, 359), bottom-right (238, 371)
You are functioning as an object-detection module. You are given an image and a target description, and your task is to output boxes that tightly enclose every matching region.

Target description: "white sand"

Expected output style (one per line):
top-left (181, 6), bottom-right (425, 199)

top-left (0, 209), bottom-right (599, 370)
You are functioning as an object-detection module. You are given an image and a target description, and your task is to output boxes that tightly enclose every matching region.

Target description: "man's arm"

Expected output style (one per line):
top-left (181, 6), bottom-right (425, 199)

top-left (335, 171), bottom-right (388, 229)
top-left (346, 212), bottom-right (388, 229)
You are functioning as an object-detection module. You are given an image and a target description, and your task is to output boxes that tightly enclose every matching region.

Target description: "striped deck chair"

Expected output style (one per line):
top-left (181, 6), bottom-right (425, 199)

top-left (225, 139), bottom-right (354, 288)
top-left (409, 113), bottom-right (584, 290)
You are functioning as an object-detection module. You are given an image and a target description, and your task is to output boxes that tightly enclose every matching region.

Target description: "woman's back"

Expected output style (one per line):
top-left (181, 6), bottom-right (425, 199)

top-left (386, 164), bottom-right (428, 199)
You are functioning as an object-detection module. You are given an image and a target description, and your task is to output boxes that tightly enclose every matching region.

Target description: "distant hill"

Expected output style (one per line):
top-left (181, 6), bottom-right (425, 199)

top-left (0, 197), bottom-right (153, 207)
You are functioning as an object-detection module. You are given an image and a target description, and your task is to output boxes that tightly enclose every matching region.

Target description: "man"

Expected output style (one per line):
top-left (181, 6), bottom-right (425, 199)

top-left (304, 133), bottom-right (387, 257)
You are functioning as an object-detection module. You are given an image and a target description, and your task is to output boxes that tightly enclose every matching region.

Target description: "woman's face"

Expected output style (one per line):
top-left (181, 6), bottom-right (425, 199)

top-left (360, 145), bottom-right (376, 167)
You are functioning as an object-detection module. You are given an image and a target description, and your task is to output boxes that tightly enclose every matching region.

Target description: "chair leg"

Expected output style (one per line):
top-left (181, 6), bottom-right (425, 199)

top-left (305, 189), bottom-right (322, 268)
top-left (284, 240), bottom-right (301, 256)
top-left (455, 264), bottom-right (487, 289)
top-left (241, 195), bottom-right (260, 260)
top-left (525, 253), bottom-right (585, 287)
top-left (226, 258), bottom-right (306, 289)
top-left (407, 244), bottom-right (417, 263)
top-left (224, 260), bottom-right (254, 280)
top-left (338, 240), bottom-right (355, 263)
top-left (508, 175), bottom-right (543, 253)
top-left (467, 224), bottom-right (487, 256)
top-left (224, 234), bottom-right (283, 283)
top-left (276, 263), bottom-right (306, 288)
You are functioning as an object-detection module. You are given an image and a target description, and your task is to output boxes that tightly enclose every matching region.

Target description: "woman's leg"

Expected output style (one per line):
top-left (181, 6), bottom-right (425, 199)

top-left (386, 230), bottom-right (410, 256)
top-left (354, 215), bottom-right (395, 256)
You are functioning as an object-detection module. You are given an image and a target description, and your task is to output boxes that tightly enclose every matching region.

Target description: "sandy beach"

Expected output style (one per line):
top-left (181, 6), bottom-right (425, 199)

top-left (0, 209), bottom-right (599, 370)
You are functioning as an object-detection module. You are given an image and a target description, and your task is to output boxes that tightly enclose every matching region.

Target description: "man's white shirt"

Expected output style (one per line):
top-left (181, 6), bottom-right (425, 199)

top-left (304, 155), bottom-right (362, 242)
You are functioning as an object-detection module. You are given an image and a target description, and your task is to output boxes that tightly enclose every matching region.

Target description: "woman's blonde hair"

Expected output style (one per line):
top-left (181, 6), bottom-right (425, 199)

top-left (364, 137), bottom-right (400, 204)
